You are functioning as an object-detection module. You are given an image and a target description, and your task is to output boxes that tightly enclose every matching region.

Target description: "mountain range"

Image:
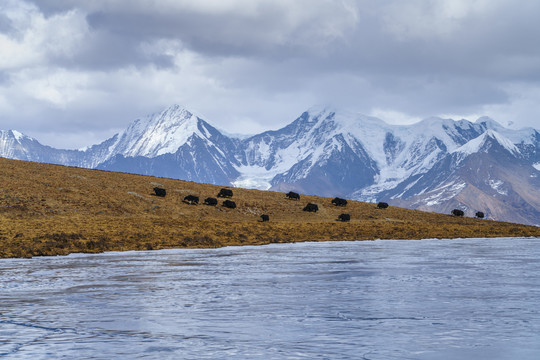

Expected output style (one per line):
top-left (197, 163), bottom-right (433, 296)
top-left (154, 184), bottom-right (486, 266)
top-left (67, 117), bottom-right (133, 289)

top-left (1, 104), bottom-right (539, 225)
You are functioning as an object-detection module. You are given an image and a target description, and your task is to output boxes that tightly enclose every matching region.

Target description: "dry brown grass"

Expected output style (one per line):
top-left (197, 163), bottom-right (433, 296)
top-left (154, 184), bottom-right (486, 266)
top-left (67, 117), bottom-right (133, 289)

top-left (1, 157), bottom-right (539, 258)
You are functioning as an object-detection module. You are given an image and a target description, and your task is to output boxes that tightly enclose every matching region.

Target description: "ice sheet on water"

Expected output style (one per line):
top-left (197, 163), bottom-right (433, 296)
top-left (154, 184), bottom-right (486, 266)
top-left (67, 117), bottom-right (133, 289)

top-left (2, 238), bottom-right (540, 359)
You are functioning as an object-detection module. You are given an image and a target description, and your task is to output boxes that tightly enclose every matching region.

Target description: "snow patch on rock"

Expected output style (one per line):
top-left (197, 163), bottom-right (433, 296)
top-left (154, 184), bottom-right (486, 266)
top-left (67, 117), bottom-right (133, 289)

top-left (423, 182), bottom-right (467, 206)
top-left (488, 179), bottom-right (508, 195)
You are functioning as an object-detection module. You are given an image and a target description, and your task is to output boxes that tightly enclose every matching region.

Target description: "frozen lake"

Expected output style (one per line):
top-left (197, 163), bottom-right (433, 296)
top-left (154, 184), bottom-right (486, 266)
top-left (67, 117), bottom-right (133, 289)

top-left (1, 237), bottom-right (540, 359)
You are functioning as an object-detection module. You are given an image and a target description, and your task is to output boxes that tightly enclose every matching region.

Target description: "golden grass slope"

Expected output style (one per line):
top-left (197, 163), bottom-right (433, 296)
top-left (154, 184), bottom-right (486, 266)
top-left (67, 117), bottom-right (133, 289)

top-left (1, 157), bottom-right (539, 258)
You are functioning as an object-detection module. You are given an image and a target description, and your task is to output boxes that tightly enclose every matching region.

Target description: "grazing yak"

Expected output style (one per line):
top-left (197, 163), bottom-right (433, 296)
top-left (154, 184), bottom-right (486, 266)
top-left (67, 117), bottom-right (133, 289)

top-left (153, 187), bottom-right (166, 197)
top-left (303, 203), bottom-right (319, 212)
top-left (475, 211), bottom-right (485, 219)
top-left (222, 200), bottom-right (236, 209)
top-left (332, 197), bottom-right (347, 207)
top-left (183, 195), bottom-right (199, 205)
top-left (451, 209), bottom-right (464, 217)
top-left (338, 213), bottom-right (350, 222)
top-left (260, 214), bottom-right (269, 222)
top-left (286, 191), bottom-right (300, 200)
top-left (204, 197), bottom-right (218, 206)
top-left (377, 202), bottom-right (389, 209)
top-left (217, 188), bottom-right (233, 198)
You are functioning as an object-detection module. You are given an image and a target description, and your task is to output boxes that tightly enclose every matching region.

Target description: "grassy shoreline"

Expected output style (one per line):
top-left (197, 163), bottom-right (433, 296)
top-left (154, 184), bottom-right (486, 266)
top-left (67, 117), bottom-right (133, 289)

top-left (1, 157), bottom-right (539, 258)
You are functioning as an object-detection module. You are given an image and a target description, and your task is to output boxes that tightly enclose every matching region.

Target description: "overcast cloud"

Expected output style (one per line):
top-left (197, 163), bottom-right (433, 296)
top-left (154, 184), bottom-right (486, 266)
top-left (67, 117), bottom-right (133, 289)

top-left (1, 0), bottom-right (539, 148)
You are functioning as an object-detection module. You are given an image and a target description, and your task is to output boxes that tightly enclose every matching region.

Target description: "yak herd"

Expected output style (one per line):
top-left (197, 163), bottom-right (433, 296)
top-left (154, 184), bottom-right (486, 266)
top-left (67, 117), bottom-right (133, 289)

top-left (153, 187), bottom-right (485, 222)
top-left (451, 209), bottom-right (485, 219)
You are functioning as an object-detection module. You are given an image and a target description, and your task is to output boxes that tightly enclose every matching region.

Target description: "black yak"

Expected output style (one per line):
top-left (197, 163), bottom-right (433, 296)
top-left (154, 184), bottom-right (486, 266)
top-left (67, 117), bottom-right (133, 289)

top-left (217, 188), bottom-right (233, 198)
top-left (332, 197), bottom-right (347, 206)
top-left (476, 211), bottom-right (485, 219)
top-left (303, 203), bottom-right (319, 212)
top-left (377, 202), bottom-right (389, 209)
top-left (222, 200), bottom-right (236, 209)
top-left (183, 195), bottom-right (199, 205)
top-left (286, 191), bottom-right (300, 200)
top-left (153, 187), bottom-right (166, 197)
top-left (260, 214), bottom-right (269, 222)
top-left (451, 209), bottom-right (464, 217)
top-left (204, 197), bottom-right (218, 206)
top-left (338, 213), bottom-right (350, 222)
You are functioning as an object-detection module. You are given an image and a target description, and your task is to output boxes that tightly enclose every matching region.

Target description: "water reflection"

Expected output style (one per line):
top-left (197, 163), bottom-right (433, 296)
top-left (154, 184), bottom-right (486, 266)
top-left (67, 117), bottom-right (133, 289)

top-left (1, 238), bottom-right (540, 359)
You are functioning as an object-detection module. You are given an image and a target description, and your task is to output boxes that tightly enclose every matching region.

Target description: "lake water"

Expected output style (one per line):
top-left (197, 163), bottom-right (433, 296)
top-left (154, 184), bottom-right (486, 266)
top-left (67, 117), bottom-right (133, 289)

top-left (1, 237), bottom-right (540, 359)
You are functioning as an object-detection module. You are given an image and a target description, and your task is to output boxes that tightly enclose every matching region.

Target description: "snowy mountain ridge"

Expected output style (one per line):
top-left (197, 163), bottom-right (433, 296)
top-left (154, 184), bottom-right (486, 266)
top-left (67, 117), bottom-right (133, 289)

top-left (107, 105), bottom-right (205, 158)
top-left (1, 104), bottom-right (539, 225)
top-left (452, 130), bottom-right (520, 156)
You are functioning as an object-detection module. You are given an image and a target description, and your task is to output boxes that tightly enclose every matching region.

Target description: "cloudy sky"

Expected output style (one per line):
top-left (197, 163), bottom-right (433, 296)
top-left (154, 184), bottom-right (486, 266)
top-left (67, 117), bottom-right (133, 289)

top-left (1, 0), bottom-right (540, 149)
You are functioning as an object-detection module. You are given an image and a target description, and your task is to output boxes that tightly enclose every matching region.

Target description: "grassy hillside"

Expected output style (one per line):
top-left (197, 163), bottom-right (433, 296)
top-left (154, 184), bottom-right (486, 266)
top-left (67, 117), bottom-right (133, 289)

top-left (1, 157), bottom-right (539, 258)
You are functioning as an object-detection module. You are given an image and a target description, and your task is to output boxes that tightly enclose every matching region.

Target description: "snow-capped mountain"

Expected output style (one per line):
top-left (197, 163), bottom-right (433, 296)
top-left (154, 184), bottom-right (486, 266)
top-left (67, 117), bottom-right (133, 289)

top-left (102, 105), bottom-right (231, 159)
top-left (95, 105), bottom-right (240, 185)
top-left (0, 129), bottom-right (87, 165)
top-left (385, 129), bottom-right (540, 225)
top-left (1, 105), bottom-right (539, 225)
top-left (235, 107), bottom-right (382, 194)
top-left (237, 107), bottom-right (488, 197)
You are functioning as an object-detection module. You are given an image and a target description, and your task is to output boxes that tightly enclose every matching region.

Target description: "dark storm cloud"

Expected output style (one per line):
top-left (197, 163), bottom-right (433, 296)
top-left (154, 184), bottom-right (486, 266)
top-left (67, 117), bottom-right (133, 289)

top-left (28, 0), bottom-right (540, 84)
top-left (68, 8), bottom-right (343, 82)
top-left (0, 13), bottom-right (14, 34)
top-left (22, 0), bottom-right (80, 16)
top-left (0, 71), bottom-right (10, 85)
top-left (2, 0), bottom-right (540, 149)
top-left (25, 0), bottom-right (540, 79)
top-left (151, 4), bottom-right (539, 77)
top-left (55, 28), bottom-right (176, 71)
top-left (85, 10), bottom-right (271, 59)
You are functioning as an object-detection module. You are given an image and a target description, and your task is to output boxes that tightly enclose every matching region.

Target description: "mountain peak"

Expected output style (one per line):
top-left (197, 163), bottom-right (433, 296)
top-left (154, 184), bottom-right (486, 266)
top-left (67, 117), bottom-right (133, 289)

top-left (475, 116), bottom-right (503, 129)
top-left (10, 130), bottom-right (26, 142)
top-left (453, 129), bottom-right (520, 156)
top-left (306, 104), bottom-right (337, 115)
top-left (0, 129), bottom-right (34, 143)
top-left (300, 105), bottom-right (338, 125)
top-left (148, 104), bottom-right (198, 127)
top-left (303, 106), bottom-right (389, 131)
top-left (108, 105), bottom-right (213, 158)
top-left (414, 116), bottom-right (460, 129)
